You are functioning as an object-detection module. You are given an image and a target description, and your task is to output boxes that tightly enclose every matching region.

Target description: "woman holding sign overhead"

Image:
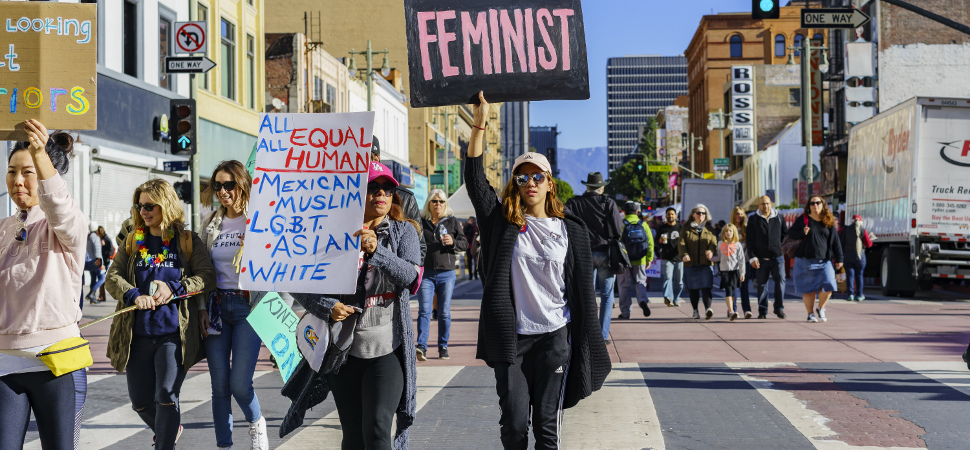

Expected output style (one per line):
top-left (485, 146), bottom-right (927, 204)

top-left (282, 162), bottom-right (421, 449)
top-left (465, 92), bottom-right (611, 448)
top-left (199, 160), bottom-right (268, 450)
top-left (105, 178), bottom-right (215, 450)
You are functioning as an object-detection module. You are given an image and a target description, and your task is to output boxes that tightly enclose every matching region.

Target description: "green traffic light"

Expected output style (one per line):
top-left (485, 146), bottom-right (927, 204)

top-left (760, 0), bottom-right (774, 12)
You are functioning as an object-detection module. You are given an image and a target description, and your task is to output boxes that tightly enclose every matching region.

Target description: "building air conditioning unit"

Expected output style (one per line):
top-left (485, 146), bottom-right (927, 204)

top-left (310, 100), bottom-right (331, 113)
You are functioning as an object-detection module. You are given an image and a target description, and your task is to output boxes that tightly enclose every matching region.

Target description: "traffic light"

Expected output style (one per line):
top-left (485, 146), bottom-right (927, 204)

top-left (173, 180), bottom-right (193, 203)
top-left (752, 0), bottom-right (779, 20)
top-left (635, 154), bottom-right (644, 171)
top-left (170, 98), bottom-right (197, 155)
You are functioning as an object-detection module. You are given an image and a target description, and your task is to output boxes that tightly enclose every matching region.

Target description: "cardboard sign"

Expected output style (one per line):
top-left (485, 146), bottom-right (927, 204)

top-left (404, 0), bottom-right (589, 107)
top-left (246, 292), bottom-right (303, 382)
top-left (0, 3), bottom-right (97, 139)
top-left (645, 259), bottom-right (660, 278)
top-left (240, 112), bottom-right (374, 294)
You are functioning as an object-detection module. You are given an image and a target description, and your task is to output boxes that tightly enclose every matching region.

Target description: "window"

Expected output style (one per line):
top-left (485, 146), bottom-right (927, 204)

top-left (793, 34), bottom-right (804, 56)
top-left (730, 35), bottom-right (743, 58)
top-left (198, 3), bottom-right (209, 90)
top-left (813, 33), bottom-right (824, 44)
top-left (326, 84), bottom-right (336, 107)
top-left (123, 0), bottom-right (138, 77)
top-left (159, 17), bottom-right (172, 89)
top-left (221, 18), bottom-right (235, 100)
top-left (775, 34), bottom-right (786, 57)
top-left (247, 34), bottom-right (255, 109)
top-left (313, 77), bottom-right (323, 100)
top-left (790, 88), bottom-right (801, 107)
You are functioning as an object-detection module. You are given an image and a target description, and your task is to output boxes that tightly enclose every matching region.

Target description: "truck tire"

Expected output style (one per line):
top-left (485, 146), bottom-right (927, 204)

top-left (880, 251), bottom-right (898, 297)
top-left (919, 280), bottom-right (935, 291)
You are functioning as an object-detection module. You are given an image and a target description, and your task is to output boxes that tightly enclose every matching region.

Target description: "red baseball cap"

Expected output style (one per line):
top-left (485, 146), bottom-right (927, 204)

top-left (368, 161), bottom-right (399, 187)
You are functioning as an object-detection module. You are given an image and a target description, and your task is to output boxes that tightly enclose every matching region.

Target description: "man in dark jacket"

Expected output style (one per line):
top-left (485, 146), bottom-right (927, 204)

top-left (565, 172), bottom-right (623, 341)
top-left (746, 195), bottom-right (789, 319)
top-left (372, 136), bottom-right (426, 261)
top-left (656, 207), bottom-right (684, 306)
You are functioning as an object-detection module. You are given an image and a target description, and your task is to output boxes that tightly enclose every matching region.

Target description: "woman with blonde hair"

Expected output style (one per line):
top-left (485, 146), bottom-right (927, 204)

top-left (730, 206), bottom-right (753, 318)
top-left (465, 92), bottom-right (610, 447)
top-left (678, 204), bottom-right (718, 320)
top-left (199, 160), bottom-right (268, 449)
top-left (788, 196), bottom-right (843, 323)
top-left (106, 178), bottom-right (216, 449)
top-left (716, 224), bottom-right (746, 321)
top-left (415, 189), bottom-right (467, 360)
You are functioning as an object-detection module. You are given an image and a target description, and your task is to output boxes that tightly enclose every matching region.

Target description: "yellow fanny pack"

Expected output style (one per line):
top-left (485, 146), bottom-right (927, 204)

top-left (36, 337), bottom-right (93, 377)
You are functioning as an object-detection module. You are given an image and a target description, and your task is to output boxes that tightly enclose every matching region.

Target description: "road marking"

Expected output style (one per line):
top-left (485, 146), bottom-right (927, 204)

top-left (86, 373), bottom-right (114, 385)
top-left (729, 362), bottom-right (911, 450)
top-left (562, 362), bottom-right (664, 449)
top-left (898, 361), bottom-right (970, 395)
top-left (278, 365), bottom-right (463, 449)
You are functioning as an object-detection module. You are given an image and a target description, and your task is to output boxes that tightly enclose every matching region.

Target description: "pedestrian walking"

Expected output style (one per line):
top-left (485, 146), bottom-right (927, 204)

top-left (657, 207), bottom-right (684, 306)
top-left (840, 214), bottom-right (873, 301)
top-left (281, 162), bottom-right (421, 449)
top-left (98, 225), bottom-right (116, 303)
top-left (679, 204), bottom-right (718, 320)
top-left (463, 217), bottom-right (480, 280)
top-left (788, 196), bottom-right (843, 323)
top-left (371, 136), bottom-right (426, 263)
top-left (746, 195), bottom-right (789, 319)
top-left (0, 121), bottom-right (89, 450)
top-left (198, 160), bottom-right (268, 449)
top-left (466, 92), bottom-right (610, 448)
top-left (84, 221), bottom-right (106, 305)
top-left (617, 201), bottom-right (654, 319)
top-left (105, 178), bottom-right (215, 450)
top-left (716, 224), bottom-right (746, 321)
top-left (416, 189), bottom-right (468, 361)
top-left (565, 172), bottom-right (623, 341)
top-left (729, 206), bottom-right (753, 318)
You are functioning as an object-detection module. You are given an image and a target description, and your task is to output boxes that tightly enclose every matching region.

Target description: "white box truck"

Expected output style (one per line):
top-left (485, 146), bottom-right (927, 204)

top-left (681, 179), bottom-right (736, 226)
top-left (846, 97), bottom-right (970, 296)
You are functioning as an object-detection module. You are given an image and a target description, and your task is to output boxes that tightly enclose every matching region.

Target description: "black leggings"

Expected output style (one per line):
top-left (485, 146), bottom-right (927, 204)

top-left (327, 352), bottom-right (404, 450)
top-left (0, 369), bottom-right (86, 449)
top-left (689, 288), bottom-right (713, 311)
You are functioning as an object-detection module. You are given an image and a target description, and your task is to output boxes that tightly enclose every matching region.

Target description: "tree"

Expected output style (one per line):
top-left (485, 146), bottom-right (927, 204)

top-left (553, 177), bottom-right (574, 204)
top-left (610, 117), bottom-right (667, 202)
top-left (637, 117), bottom-right (667, 193)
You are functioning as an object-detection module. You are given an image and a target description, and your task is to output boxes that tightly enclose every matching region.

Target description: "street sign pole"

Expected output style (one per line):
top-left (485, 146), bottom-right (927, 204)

top-left (802, 36), bottom-right (813, 201)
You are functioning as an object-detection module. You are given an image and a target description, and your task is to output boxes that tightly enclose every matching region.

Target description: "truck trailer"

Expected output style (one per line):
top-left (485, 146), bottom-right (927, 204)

top-left (846, 97), bottom-right (970, 296)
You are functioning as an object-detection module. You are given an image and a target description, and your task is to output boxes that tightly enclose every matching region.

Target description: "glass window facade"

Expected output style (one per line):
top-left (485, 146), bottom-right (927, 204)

top-left (606, 56), bottom-right (688, 172)
top-left (220, 18), bottom-right (235, 100)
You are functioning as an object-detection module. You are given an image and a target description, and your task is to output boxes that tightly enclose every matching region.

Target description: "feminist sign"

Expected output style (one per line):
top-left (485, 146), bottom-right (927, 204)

top-left (0, 2), bottom-right (96, 139)
top-left (405, 0), bottom-right (589, 107)
top-left (240, 112), bottom-right (375, 294)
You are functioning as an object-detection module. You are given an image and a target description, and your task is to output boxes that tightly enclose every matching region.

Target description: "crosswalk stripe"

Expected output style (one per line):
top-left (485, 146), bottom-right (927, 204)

top-left (278, 365), bottom-right (463, 449)
top-left (898, 361), bottom-right (970, 397)
top-left (562, 362), bottom-right (664, 449)
top-left (86, 374), bottom-right (114, 385)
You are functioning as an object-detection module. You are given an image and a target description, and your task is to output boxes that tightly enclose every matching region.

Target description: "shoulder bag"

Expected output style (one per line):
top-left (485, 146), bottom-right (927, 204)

top-left (780, 215), bottom-right (809, 259)
top-left (604, 200), bottom-right (631, 275)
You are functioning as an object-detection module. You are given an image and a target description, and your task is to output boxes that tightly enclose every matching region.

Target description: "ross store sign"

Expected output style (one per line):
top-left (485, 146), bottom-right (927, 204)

top-left (730, 65), bottom-right (755, 156)
top-left (809, 47), bottom-right (824, 146)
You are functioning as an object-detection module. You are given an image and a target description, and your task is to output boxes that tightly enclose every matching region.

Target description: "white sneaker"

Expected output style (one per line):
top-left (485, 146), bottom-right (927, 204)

top-left (817, 308), bottom-right (827, 322)
top-left (692, 310), bottom-right (700, 320)
top-left (807, 313), bottom-right (818, 323)
top-left (250, 416), bottom-right (268, 450)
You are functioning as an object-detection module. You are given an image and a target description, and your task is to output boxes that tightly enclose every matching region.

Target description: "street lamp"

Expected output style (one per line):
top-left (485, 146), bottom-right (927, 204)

top-left (707, 109), bottom-right (734, 179)
top-left (347, 40), bottom-right (391, 111)
top-left (681, 133), bottom-right (703, 178)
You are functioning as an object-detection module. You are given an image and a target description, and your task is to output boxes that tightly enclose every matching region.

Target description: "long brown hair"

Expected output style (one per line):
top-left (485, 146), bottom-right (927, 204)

top-left (804, 195), bottom-right (836, 227)
top-left (131, 178), bottom-right (185, 233)
top-left (202, 160), bottom-right (252, 211)
top-left (500, 171), bottom-right (565, 227)
top-left (730, 206), bottom-right (747, 241)
top-left (386, 192), bottom-right (420, 234)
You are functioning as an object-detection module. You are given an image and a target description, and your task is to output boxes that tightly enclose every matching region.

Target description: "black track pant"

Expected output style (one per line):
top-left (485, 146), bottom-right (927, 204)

top-left (327, 352), bottom-right (404, 450)
top-left (493, 326), bottom-right (570, 450)
top-left (689, 288), bottom-right (713, 311)
top-left (0, 369), bottom-right (86, 449)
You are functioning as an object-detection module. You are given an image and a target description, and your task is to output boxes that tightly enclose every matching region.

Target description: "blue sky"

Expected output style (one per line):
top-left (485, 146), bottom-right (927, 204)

top-left (530, 0), bottom-right (755, 149)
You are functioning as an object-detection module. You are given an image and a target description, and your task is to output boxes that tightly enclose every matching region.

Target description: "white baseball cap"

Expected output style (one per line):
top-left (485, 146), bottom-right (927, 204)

top-left (511, 152), bottom-right (552, 174)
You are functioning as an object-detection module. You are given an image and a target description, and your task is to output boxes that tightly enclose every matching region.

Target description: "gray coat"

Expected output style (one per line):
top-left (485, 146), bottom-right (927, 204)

top-left (279, 218), bottom-right (421, 449)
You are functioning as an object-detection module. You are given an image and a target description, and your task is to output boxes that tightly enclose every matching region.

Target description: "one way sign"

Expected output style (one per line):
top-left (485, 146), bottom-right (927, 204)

top-left (165, 56), bottom-right (216, 74)
top-left (801, 8), bottom-right (871, 29)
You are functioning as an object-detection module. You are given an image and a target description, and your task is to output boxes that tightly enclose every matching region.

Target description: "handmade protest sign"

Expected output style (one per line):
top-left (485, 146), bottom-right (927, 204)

top-left (246, 292), bottom-right (303, 382)
top-left (240, 112), bottom-right (374, 295)
top-left (404, 0), bottom-right (589, 107)
top-left (0, 2), bottom-right (97, 139)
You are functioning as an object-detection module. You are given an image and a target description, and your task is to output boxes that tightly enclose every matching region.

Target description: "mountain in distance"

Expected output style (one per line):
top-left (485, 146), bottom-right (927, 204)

top-left (556, 146), bottom-right (608, 194)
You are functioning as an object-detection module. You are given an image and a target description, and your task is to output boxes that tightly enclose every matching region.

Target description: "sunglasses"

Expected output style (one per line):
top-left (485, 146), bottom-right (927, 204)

top-left (514, 172), bottom-right (547, 186)
top-left (430, 200), bottom-right (446, 204)
top-left (15, 209), bottom-right (27, 242)
top-left (134, 203), bottom-right (159, 212)
top-left (367, 181), bottom-right (396, 196)
top-left (809, 201), bottom-right (823, 206)
top-left (211, 181), bottom-right (237, 192)
top-left (694, 211), bottom-right (706, 216)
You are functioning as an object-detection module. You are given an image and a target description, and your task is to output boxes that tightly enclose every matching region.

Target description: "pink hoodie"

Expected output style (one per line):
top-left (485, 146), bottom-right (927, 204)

top-left (0, 174), bottom-right (86, 349)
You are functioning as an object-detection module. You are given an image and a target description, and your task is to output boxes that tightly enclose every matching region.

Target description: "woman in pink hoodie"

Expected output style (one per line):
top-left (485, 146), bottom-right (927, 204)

top-left (0, 120), bottom-right (88, 449)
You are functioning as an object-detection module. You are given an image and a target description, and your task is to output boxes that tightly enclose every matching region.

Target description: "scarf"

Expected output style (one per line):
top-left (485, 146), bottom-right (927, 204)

top-left (854, 222), bottom-right (864, 256)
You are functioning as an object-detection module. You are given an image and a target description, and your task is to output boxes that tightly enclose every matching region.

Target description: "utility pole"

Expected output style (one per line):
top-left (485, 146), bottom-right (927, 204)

top-left (347, 40), bottom-right (390, 112)
top-left (434, 110), bottom-right (455, 195)
top-left (189, 0), bottom-right (200, 231)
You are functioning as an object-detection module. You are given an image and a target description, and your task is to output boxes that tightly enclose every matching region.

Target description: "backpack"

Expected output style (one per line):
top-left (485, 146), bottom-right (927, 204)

top-left (621, 219), bottom-right (650, 261)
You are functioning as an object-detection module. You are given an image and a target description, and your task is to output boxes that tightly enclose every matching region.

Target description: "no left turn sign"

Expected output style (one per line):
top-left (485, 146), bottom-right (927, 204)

top-left (174, 21), bottom-right (207, 55)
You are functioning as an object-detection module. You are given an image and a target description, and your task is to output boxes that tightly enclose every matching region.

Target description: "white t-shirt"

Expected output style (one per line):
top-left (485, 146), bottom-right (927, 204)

top-left (510, 215), bottom-right (570, 335)
top-left (211, 215), bottom-right (246, 290)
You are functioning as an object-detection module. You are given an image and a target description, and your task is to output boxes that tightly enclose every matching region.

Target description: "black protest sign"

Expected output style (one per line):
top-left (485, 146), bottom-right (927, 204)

top-left (404, 0), bottom-right (589, 108)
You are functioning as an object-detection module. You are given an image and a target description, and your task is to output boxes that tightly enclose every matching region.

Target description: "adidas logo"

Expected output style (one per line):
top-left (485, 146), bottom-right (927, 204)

top-left (555, 366), bottom-right (564, 374)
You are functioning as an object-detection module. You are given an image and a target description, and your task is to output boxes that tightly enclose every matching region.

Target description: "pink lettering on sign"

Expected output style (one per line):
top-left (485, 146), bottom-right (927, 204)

top-left (500, 9), bottom-right (527, 74)
top-left (418, 11), bottom-right (437, 81)
top-left (536, 9), bottom-right (557, 70)
top-left (524, 9), bottom-right (537, 73)
top-left (461, 11), bottom-right (492, 75)
top-left (553, 9), bottom-right (574, 71)
top-left (489, 9), bottom-right (503, 74)
top-left (436, 10), bottom-right (460, 77)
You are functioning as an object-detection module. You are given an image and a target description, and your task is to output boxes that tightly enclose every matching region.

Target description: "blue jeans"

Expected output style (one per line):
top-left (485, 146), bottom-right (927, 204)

top-left (591, 251), bottom-right (615, 341)
top-left (731, 262), bottom-right (753, 313)
top-left (126, 333), bottom-right (185, 450)
top-left (756, 255), bottom-right (787, 315)
top-left (660, 259), bottom-right (684, 303)
top-left (417, 269), bottom-right (456, 349)
top-left (203, 290), bottom-right (263, 448)
top-left (618, 264), bottom-right (649, 315)
top-left (84, 259), bottom-right (104, 299)
top-left (846, 255), bottom-right (866, 297)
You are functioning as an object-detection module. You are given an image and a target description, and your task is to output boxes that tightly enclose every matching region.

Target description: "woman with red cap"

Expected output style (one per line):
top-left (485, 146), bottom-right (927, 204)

top-left (841, 214), bottom-right (874, 301)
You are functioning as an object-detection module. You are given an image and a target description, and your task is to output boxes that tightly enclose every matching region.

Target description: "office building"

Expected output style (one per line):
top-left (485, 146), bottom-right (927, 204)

top-left (501, 102), bottom-right (530, 185)
top-left (530, 126), bottom-right (559, 178)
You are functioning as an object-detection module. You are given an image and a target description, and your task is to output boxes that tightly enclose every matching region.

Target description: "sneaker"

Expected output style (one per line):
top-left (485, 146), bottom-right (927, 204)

top-left (775, 310), bottom-right (787, 319)
top-left (692, 310), bottom-right (700, 320)
top-left (416, 346), bottom-right (427, 362)
top-left (807, 313), bottom-right (819, 323)
top-left (757, 313), bottom-right (767, 319)
top-left (729, 311), bottom-right (738, 321)
top-left (817, 308), bottom-right (827, 322)
top-left (250, 416), bottom-right (268, 450)
top-left (639, 301), bottom-right (651, 317)
top-left (744, 311), bottom-right (753, 319)
top-left (439, 346), bottom-right (449, 360)
top-left (858, 294), bottom-right (865, 301)
top-left (705, 308), bottom-right (714, 320)
top-left (664, 298), bottom-right (672, 307)
top-left (617, 313), bottom-right (630, 320)
top-left (848, 294), bottom-right (856, 301)
top-left (673, 301), bottom-right (682, 307)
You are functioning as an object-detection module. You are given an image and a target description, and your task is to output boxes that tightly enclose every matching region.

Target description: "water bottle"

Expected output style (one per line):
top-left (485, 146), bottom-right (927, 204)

top-left (438, 224), bottom-right (448, 242)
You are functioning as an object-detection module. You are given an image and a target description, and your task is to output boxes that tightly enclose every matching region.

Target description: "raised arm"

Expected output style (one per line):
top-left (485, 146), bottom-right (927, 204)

top-left (464, 92), bottom-right (501, 220)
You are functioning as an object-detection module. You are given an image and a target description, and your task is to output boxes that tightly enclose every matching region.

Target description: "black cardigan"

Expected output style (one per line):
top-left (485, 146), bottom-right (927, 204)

top-left (465, 155), bottom-right (611, 409)
top-left (788, 214), bottom-right (844, 263)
